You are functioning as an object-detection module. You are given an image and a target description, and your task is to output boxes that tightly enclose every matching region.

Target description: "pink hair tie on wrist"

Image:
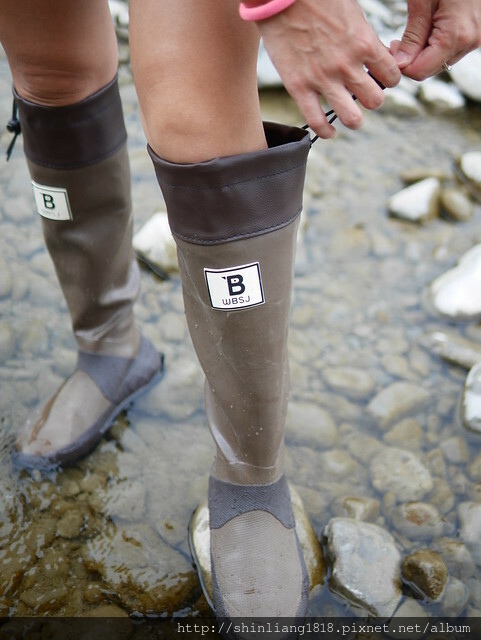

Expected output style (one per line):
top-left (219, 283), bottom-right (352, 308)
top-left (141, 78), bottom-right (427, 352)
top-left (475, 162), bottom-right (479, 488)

top-left (239, 0), bottom-right (297, 21)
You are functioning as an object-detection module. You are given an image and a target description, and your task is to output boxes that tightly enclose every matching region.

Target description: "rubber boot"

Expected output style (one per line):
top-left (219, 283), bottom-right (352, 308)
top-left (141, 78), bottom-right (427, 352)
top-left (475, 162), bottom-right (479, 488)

top-left (149, 123), bottom-right (311, 630)
top-left (14, 76), bottom-right (163, 469)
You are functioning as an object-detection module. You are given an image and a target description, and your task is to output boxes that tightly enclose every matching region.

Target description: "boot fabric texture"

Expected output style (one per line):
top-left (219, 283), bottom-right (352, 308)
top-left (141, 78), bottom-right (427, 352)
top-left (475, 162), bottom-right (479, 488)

top-left (150, 122), bottom-right (311, 631)
top-left (13, 76), bottom-right (163, 469)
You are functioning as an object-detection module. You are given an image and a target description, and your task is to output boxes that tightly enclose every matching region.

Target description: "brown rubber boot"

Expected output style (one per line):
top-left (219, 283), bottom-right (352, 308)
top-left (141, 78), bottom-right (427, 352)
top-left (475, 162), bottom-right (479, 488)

top-left (14, 76), bottom-right (163, 469)
top-left (149, 123), bottom-right (311, 630)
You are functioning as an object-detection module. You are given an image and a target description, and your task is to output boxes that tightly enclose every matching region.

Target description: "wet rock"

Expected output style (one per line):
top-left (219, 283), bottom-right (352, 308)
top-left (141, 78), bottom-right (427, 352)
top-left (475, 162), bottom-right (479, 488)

top-left (371, 447), bottom-right (433, 502)
top-left (458, 502), bottom-right (481, 565)
top-left (384, 418), bottom-right (423, 451)
top-left (418, 78), bottom-right (466, 113)
top-left (440, 577), bottom-right (470, 617)
top-left (455, 151), bottom-right (481, 202)
top-left (380, 86), bottom-right (423, 117)
top-left (461, 362), bottom-right (481, 434)
top-left (387, 178), bottom-right (441, 223)
top-left (428, 331), bottom-right (481, 370)
top-left (402, 549), bottom-right (449, 600)
top-left (429, 245), bottom-right (481, 321)
top-left (81, 524), bottom-right (197, 613)
top-left (133, 211), bottom-right (178, 276)
top-left (440, 436), bottom-right (469, 464)
top-left (449, 48), bottom-right (481, 102)
top-left (323, 517), bottom-right (402, 617)
top-left (0, 321), bottom-right (15, 363)
top-left (323, 366), bottom-right (375, 400)
top-left (56, 509), bottom-right (85, 539)
top-left (437, 538), bottom-right (476, 581)
top-left (101, 480), bottom-right (147, 523)
top-left (399, 167), bottom-right (450, 185)
top-left (367, 382), bottom-right (430, 430)
top-left (331, 496), bottom-right (380, 522)
top-left (440, 187), bottom-right (474, 222)
top-left (286, 402), bottom-right (338, 449)
top-left (20, 584), bottom-right (69, 614)
top-left (391, 502), bottom-right (445, 541)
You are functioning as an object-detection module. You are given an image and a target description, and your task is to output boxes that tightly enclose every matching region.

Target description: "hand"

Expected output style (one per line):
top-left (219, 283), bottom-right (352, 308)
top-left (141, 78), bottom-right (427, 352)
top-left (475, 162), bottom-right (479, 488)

top-left (390, 0), bottom-right (481, 80)
top-left (256, 0), bottom-right (401, 139)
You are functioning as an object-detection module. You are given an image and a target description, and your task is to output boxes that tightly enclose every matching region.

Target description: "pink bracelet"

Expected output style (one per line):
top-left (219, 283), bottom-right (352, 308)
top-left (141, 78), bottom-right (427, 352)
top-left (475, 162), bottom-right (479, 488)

top-left (239, 0), bottom-right (297, 21)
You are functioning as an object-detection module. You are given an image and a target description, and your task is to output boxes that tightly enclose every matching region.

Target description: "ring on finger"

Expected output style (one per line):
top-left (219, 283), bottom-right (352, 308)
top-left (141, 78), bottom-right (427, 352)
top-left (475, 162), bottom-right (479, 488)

top-left (443, 62), bottom-right (452, 72)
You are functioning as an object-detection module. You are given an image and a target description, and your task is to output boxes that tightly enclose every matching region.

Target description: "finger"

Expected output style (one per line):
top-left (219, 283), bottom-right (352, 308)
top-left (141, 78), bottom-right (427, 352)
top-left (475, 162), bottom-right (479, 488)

top-left (320, 83), bottom-right (365, 130)
top-left (295, 89), bottom-right (338, 139)
top-left (393, 0), bottom-right (434, 68)
top-left (365, 48), bottom-right (402, 89)
top-left (401, 43), bottom-right (453, 80)
top-left (347, 71), bottom-right (386, 111)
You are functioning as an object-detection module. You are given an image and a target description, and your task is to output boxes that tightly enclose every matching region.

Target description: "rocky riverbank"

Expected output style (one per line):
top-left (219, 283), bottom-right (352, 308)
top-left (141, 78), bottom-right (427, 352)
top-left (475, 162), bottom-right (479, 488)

top-left (1, 0), bottom-right (481, 626)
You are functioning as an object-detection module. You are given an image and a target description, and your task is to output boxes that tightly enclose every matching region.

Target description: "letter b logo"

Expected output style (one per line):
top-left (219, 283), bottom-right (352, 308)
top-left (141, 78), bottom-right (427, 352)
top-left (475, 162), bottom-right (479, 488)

top-left (226, 274), bottom-right (245, 296)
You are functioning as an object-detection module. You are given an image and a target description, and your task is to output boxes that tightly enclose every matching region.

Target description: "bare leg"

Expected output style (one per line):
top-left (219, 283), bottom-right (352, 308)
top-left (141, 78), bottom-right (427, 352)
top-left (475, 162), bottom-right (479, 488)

top-left (129, 0), bottom-right (266, 163)
top-left (0, 0), bottom-right (118, 104)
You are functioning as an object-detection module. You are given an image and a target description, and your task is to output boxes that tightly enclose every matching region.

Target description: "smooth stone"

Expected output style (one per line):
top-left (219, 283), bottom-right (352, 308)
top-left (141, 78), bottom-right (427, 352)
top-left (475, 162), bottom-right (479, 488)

top-left (367, 382), bottom-right (430, 430)
top-left (56, 510), bottom-right (85, 539)
top-left (440, 577), bottom-right (470, 617)
top-left (458, 502), bottom-right (481, 565)
top-left (0, 260), bottom-right (13, 297)
top-left (0, 321), bottom-right (15, 364)
top-left (379, 86), bottom-right (423, 117)
top-left (436, 538), bottom-right (476, 580)
top-left (286, 402), bottom-right (338, 449)
top-left (81, 524), bottom-right (197, 613)
top-left (323, 517), bottom-right (402, 617)
top-left (371, 448), bottom-right (433, 502)
top-left (100, 480), bottom-right (147, 523)
top-left (449, 48), bottom-right (481, 102)
top-left (189, 484), bottom-right (327, 606)
top-left (384, 418), bottom-right (423, 451)
top-left (455, 151), bottom-right (481, 201)
top-left (133, 211), bottom-right (178, 276)
top-left (323, 366), bottom-right (375, 400)
top-left (402, 549), bottom-right (449, 600)
top-left (388, 178), bottom-right (440, 223)
top-left (20, 585), bottom-right (69, 614)
top-left (440, 436), bottom-right (469, 464)
top-left (391, 502), bottom-right (445, 541)
top-left (330, 496), bottom-right (380, 522)
top-left (469, 452), bottom-right (481, 482)
top-left (418, 78), bottom-right (466, 113)
top-left (400, 167), bottom-right (450, 185)
top-left (440, 187), bottom-right (474, 222)
top-left (461, 362), bottom-right (481, 434)
top-left (428, 331), bottom-right (481, 370)
top-left (429, 245), bottom-right (481, 321)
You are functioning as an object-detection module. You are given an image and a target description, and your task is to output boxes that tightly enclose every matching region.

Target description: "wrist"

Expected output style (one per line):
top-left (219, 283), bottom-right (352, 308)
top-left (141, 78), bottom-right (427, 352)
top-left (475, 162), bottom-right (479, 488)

top-left (239, 0), bottom-right (297, 22)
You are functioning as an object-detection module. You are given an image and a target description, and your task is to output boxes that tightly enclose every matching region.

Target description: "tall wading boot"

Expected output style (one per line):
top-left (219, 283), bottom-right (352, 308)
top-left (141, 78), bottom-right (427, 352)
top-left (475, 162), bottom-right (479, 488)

top-left (13, 76), bottom-right (163, 469)
top-left (149, 123), bottom-right (311, 629)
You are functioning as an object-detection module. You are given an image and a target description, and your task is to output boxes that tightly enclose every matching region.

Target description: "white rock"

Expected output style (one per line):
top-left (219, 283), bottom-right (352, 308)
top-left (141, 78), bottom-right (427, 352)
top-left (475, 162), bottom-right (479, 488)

top-left (108, 0), bottom-right (129, 27)
top-left (461, 361), bottom-right (481, 434)
top-left (133, 211), bottom-right (178, 274)
top-left (388, 178), bottom-right (441, 223)
top-left (380, 86), bottom-right (423, 118)
top-left (459, 151), bottom-right (481, 185)
top-left (429, 244), bottom-right (481, 321)
top-left (323, 517), bottom-right (402, 617)
top-left (458, 502), bottom-right (481, 565)
top-left (449, 48), bottom-right (481, 102)
top-left (371, 447), bottom-right (433, 502)
top-left (418, 78), bottom-right (466, 112)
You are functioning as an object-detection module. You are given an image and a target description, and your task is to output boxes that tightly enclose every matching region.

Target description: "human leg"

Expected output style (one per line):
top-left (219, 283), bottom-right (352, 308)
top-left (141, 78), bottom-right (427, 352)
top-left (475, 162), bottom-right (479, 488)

top-left (0, 1), bottom-right (163, 467)
top-left (130, 0), bottom-right (310, 623)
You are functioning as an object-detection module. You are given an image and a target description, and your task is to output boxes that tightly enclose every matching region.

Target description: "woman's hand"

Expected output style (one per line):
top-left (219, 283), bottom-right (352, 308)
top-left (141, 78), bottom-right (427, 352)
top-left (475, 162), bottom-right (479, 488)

top-left (256, 0), bottom-right (401, 139)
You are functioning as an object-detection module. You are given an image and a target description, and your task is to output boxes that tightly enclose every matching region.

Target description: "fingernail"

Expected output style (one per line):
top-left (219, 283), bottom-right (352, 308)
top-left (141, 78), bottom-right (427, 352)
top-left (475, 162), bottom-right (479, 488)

top-left (394, 50), bottom-right (411, 66)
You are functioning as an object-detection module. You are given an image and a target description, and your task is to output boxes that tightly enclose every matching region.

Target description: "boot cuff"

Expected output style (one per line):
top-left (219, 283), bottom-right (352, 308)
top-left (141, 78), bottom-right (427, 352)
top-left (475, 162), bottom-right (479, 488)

top-left (149, 122), bottom-right (310, 245)
top-left (14, 75), bottom-right (127, 169)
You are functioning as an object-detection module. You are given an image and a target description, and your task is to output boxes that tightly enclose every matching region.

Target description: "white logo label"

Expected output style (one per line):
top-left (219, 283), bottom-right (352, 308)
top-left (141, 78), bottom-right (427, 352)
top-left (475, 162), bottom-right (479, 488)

top-left (205, 262), bottom-right (264, 311)
top-left (32, 181), bottom-right (72, 221)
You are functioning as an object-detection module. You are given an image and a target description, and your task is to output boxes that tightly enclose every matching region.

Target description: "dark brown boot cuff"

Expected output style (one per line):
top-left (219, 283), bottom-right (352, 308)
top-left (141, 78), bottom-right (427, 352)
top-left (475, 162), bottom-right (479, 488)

top-left (149, 122), bottom-right (310, 245)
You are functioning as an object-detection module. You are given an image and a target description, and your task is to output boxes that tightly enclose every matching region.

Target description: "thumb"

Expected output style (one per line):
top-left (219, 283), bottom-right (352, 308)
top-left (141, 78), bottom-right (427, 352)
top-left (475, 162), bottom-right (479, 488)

top-left (393, 0), bottom-right (433, 68)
